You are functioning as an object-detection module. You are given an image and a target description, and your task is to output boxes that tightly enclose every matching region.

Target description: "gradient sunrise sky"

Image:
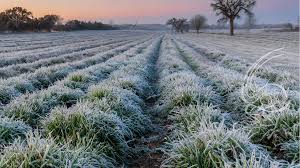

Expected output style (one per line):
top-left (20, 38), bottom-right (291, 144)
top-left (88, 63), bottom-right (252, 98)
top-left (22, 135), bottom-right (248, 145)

top-left (1, 0), bottom-right (299, 24)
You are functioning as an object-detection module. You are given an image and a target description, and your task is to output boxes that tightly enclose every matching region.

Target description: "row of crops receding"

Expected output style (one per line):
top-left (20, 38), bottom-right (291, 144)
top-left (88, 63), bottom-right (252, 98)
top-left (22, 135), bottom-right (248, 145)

top-left (0, 31), bottom-right (298, 167)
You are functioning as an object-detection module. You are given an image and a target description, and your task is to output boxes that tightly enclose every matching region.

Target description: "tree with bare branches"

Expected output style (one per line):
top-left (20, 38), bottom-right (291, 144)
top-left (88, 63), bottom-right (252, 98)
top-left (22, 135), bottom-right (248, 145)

top-left (211, 0), bottom-right (256, 35)
top-left (167, 18), bottom-right (177, 32)
top-left (166, 18), bottom-right (188, 33)
top-left (284, 23), bottom-right (293, 31)
top-left (4, 7), bottom-right (33, 31)
top-left (244, 14), bottom-right (256, 31)
top-left (38, 15), bottom-right (61, 32)
top-left (190, 15), bottom-right (207, 33)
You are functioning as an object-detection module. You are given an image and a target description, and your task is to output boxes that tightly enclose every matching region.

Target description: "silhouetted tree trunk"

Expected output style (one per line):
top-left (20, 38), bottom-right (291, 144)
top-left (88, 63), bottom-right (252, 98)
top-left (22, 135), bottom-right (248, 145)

top-left (230, 18), bottom-right (234, 36)
top-left (211, 0), bottom-right (256, 36)
top-left (190, 15), bottom-right (207, 34)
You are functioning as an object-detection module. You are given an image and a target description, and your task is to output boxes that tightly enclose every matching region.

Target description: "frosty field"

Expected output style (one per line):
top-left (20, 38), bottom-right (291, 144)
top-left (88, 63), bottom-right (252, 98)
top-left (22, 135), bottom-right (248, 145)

top-left (0, 30), bottom-right (299, 168)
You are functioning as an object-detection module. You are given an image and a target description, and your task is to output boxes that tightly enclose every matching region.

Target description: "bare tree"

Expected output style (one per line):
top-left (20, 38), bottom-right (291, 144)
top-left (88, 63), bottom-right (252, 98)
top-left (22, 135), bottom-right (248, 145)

top-left (38, 15), bottom-right (61, 32)
top-left (176, 18), bottom-right (188, 33)
top-left (190, 14), bottom-right (207, 33)
top-left (166, 18), bottom-right (188, 33)
top-left (166, 18), bottom-right (177, 32)
top-left (4, 7), bottom-right (33, 31)
top-left (211, 0), bottom-right (256, 35)
top-left (296, 17), bottom-right (300, 30)
top-left (0, 12), bottom-right (9, 31)
top-left (244, 14), bottom-right (256, 31)
top-left (284, 23), bottom-right (293, 31)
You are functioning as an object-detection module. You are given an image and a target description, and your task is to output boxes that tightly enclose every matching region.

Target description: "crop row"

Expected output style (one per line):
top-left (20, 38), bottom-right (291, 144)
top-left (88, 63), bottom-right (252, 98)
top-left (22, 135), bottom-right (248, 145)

top-left (0, 39), bottom-right (133, 78)
top-left (0, 32), bottom-right (152, 67)
top-left (0, 35), bottom-right (106, 59)
top-left (0, 36), bottom-right (162, 167)
top-left (0, 38), bottom-right (114, 67)
top-left (151, 36), bottom-right (296, 167)
top-left (155, 37), bottom-right (250, 167)
top-left (175, 39), bottom-right (299, 111)
top-left (0, 34), bottom-right (98, 53)
top-left (0, 33), bottom-right (297, 167)
top-left (0, 31), bottom-right (150, 53)
top-left (0, 36), bottom-right (156, 106)
top-left (170, 37), bottom-right (299, 166)
top-left (0, 35), bottom-right (157, 135)
top-left (2, 37), bottom-right (156, 127)
top-left (177, 37), bottom-right (299, 91)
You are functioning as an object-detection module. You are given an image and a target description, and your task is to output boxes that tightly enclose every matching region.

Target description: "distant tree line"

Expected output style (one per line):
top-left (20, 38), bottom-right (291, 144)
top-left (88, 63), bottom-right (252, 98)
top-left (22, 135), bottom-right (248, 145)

top-left (166, 18), bottom-right (189, 33)
top-left (166, 16), bottom-right (207, 34)
top-left (0, 7), bottom-right (115, 32)
top-left (167, 0), bottom-right (257, 35)
top-left (64, 20), bottom-right (113, 31)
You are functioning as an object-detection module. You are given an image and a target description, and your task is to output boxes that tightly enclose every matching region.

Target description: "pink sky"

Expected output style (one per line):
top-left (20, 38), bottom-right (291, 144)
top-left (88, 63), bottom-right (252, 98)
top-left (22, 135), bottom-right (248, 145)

top-left (0, 0), bottom-right (298, 24)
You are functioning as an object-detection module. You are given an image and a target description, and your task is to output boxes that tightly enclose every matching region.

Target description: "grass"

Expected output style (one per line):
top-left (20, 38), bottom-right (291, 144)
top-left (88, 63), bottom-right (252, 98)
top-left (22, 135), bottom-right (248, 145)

top-left (4, 86), bottom-right (84, 126)
top-left (0, 116), bottom-right (31, 145)
top-left (42, 103), bottom-right (131, 161)
top-left (168, 104), bottom-right (222, 133)
top-left (162, 122), bottom-right (261, 168)
top-left (0, 131), bottom-right (116, 168)
top-left (280, 141), bottom-right (300, 164)
top-left (64, 72), bottom-right (94, 90)
top-left (250, 110), bottom-right (299, 147)
top-left (88, 82), bottom-right (152, 136)
top-left (158, 37), bottom-right (297, 167)
top-left (225, 150), bottom-right (283, 168)
top-left (250, 110), bottom-right (299, 162)
top-left (14, 79), bottom-right (35, 94)
top-left (0, 38), bottom-right (148, 106)
top-left (69, 72), bottom-right (91, 82)
top-left (110, 76), bottom-right (151, 98)
top-left (222, 59), bottom-right (245, 73)
top-left (0, 33), bottom-right (297, 167)
top-left (0, 35), bottom-right (158, 167)
top-left (255, 68), bottom-right (299, 90)
top-left (0, 86), bottom-right (20, 105)
top-left (158, 72), bottom-right (219, 115)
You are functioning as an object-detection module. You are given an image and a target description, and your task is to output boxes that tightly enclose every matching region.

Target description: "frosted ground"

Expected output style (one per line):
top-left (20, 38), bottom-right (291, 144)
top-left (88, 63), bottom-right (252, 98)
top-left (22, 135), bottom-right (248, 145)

top-left (0, 30), bottom-right (299, 167)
